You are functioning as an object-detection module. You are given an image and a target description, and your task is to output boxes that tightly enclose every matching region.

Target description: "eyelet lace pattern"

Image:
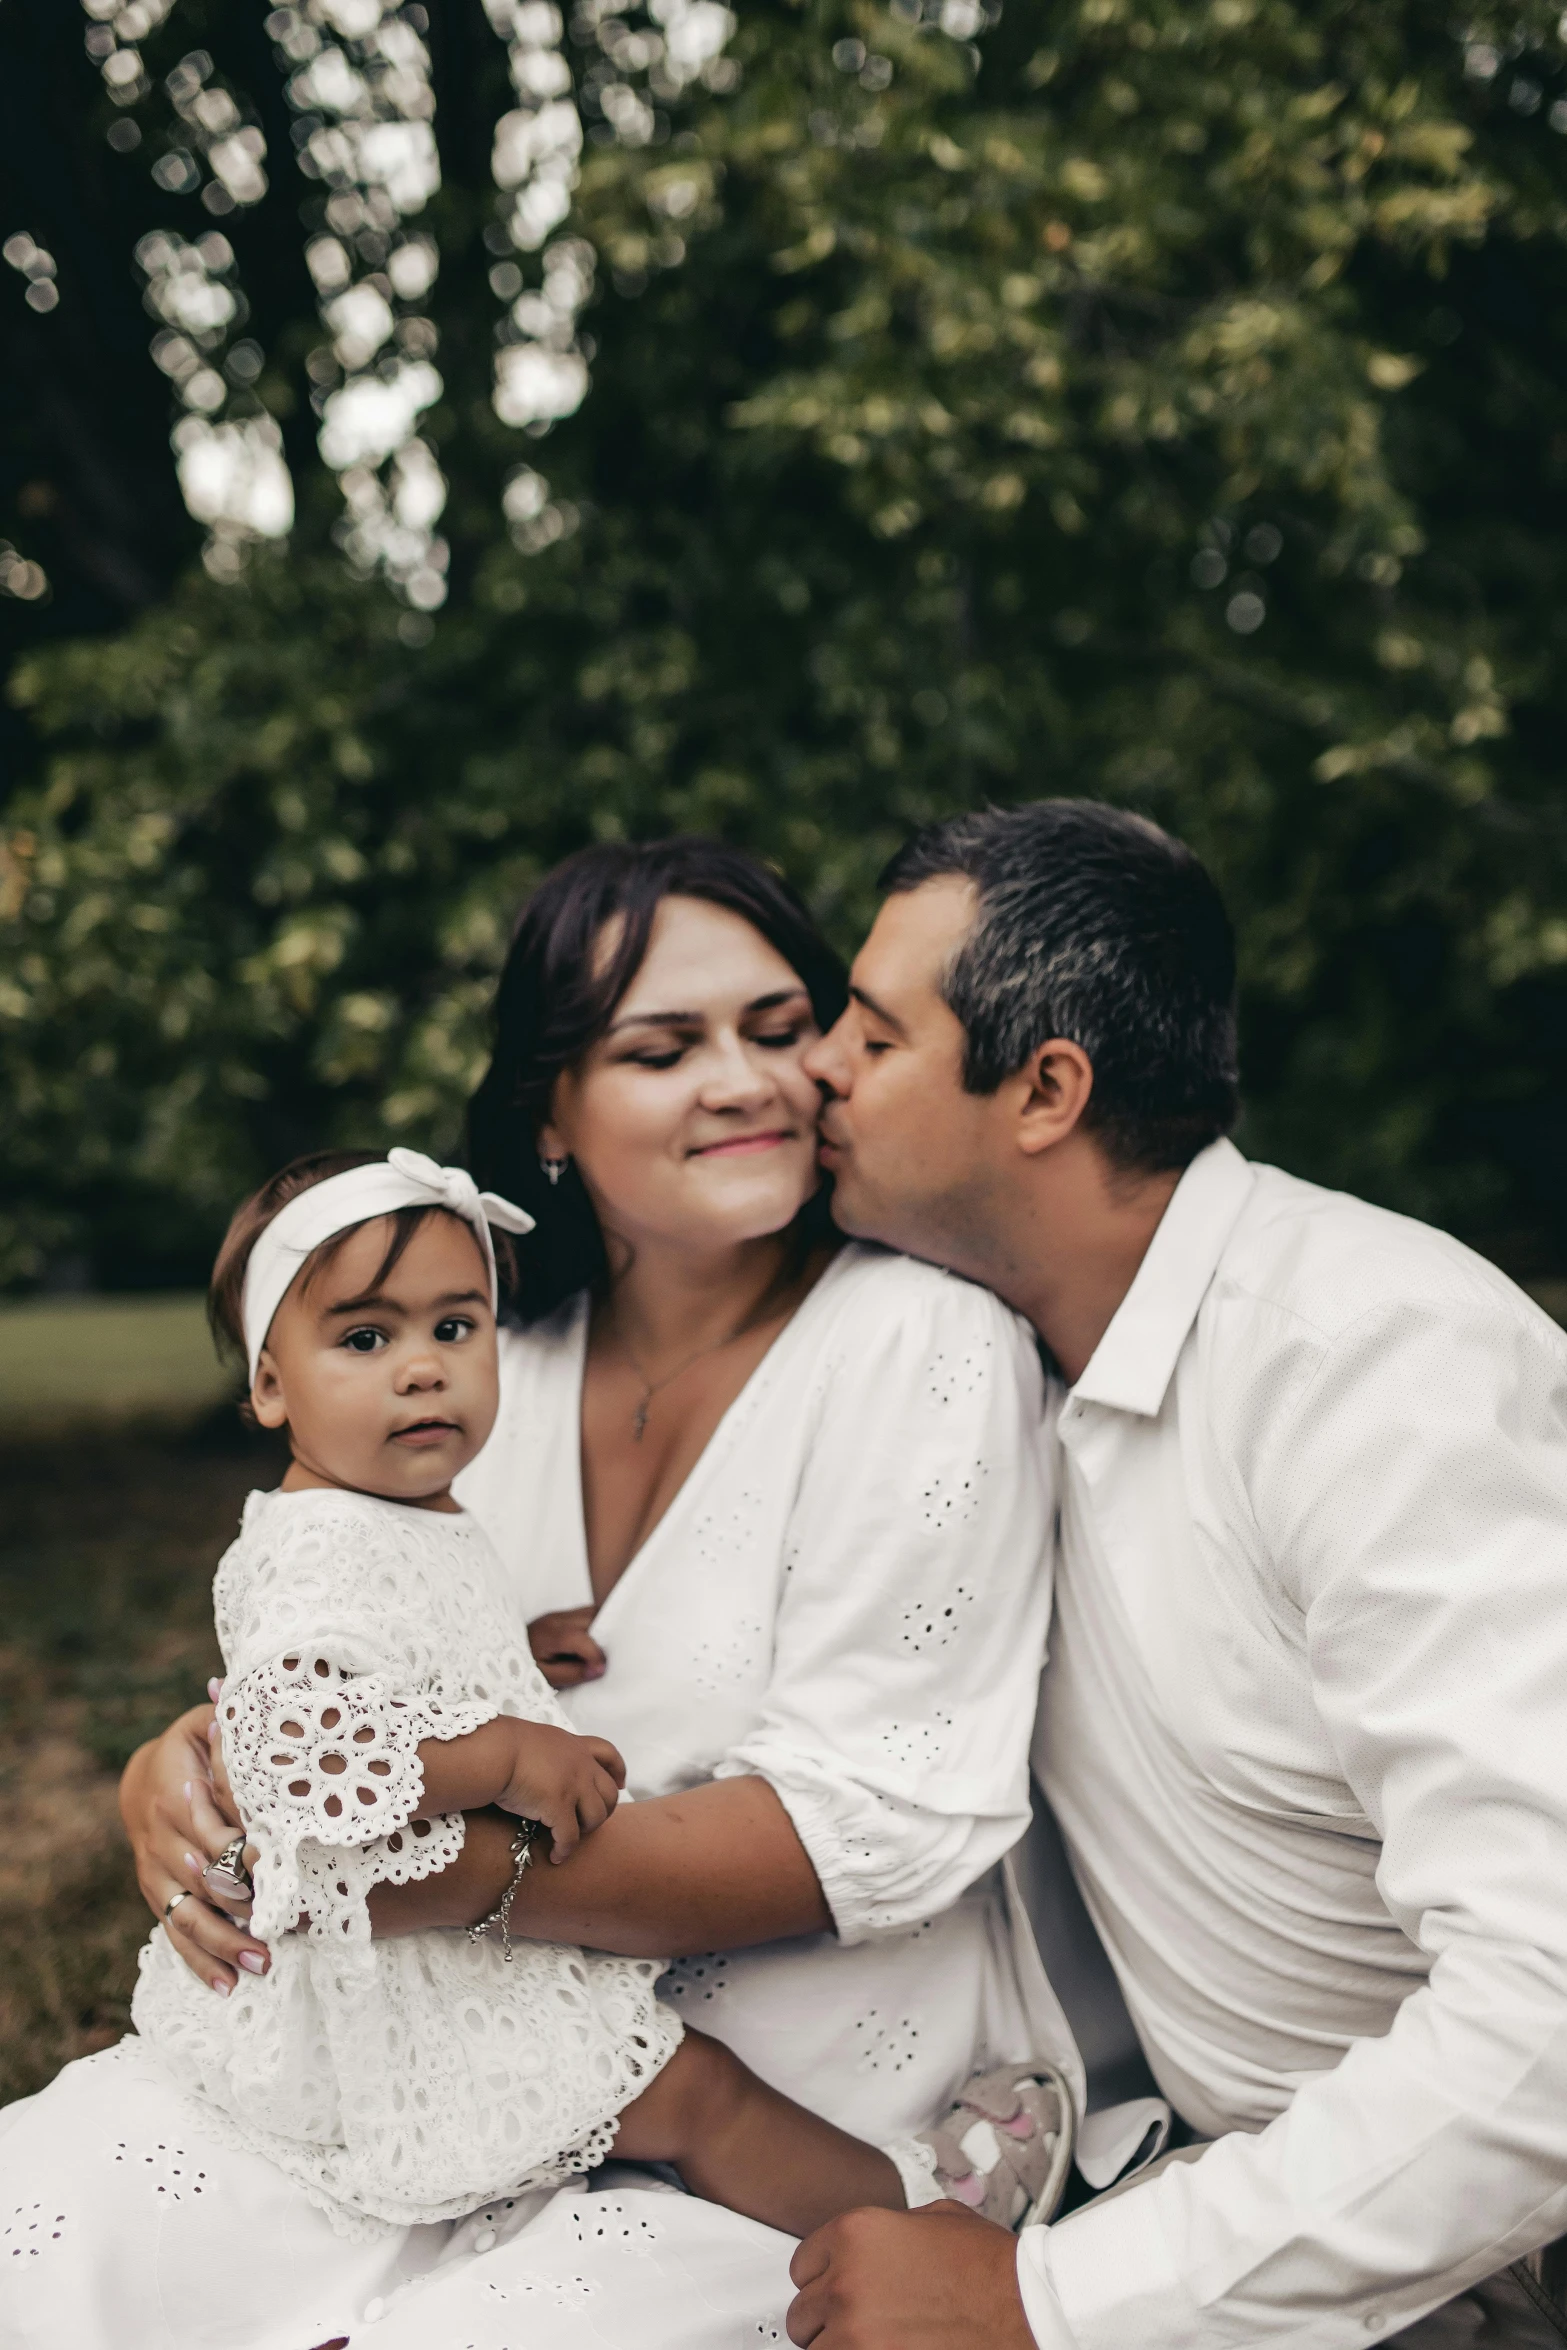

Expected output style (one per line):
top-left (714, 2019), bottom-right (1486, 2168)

top-left (132, 1488), bottom-right (681, 2237)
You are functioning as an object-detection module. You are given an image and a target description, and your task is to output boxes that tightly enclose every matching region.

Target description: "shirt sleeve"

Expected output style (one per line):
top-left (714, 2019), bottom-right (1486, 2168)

top-left (717, 1263), bottom-right (1055, 1943)
top-left (1029, 1293), bottom-right (1567, 2349)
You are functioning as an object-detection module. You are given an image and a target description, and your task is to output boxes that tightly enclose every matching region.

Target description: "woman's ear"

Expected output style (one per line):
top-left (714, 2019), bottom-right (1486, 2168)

top-left (250, 1351), bottom-right (289, 1431)
top-left (539, 1065), bottom-right (575, 1164)
top-left (1014, 1039), bottom-right (1095, 1157)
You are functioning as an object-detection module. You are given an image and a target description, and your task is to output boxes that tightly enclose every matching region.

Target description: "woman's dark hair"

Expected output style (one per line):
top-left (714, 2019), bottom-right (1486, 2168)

top-left (882, 800), bottom-right (1239, 1175)
top-left (468, 838), bottom-right (848, 1322)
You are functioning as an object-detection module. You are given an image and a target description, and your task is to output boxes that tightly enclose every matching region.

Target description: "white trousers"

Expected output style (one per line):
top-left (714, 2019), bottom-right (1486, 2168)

top-left (0, 2039), bottom-right (796, 2350)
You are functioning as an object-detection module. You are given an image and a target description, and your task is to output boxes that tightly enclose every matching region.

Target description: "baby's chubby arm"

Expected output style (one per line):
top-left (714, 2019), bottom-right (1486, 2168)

top-left (415, 1717), bottom-right (626, 1863)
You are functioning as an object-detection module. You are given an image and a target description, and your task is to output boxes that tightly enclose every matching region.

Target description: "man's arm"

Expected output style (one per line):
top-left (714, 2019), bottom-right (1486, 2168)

top-left (1034, 1296), bottom-right (1567, 2349)
top-left (791, 1294), bottom-right (1567, 2350)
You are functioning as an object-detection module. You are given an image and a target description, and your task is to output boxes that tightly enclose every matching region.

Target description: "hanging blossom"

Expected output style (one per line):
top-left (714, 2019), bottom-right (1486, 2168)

top-left (79, 0), bottom-right (180, 113)
top-left (138, 232), bottom-right (295, 570)
top-left (86, 15), bottom-right (285, 559)
top-left (3, 233), bottom-right (60, 316)
top-left (155, 47), bottom-right (271, 212)
top-left (266, 0), bottom-right (449, 611)
top-left (485, 0), bottom-right (592, 450)
top-left (83, 3), bottom-right (293, 574)
top-left (482, 0), bottom-right (736, 553)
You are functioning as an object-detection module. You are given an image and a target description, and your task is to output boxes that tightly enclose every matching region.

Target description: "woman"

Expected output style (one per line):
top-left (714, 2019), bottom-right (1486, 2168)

top-left (6, 839), bottom-right (1073, 2348)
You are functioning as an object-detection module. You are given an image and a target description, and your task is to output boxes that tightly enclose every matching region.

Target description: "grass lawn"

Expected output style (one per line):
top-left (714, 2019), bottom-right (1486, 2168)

top-left (0, 1291), bottom-right (235, 1434)
top-left (0, 1294), bottom-right (283, 2104)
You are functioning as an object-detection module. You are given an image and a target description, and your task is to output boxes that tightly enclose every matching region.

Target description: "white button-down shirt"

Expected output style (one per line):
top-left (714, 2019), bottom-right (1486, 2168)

top-left (1017, 1138), bottom-right (1567, 2349)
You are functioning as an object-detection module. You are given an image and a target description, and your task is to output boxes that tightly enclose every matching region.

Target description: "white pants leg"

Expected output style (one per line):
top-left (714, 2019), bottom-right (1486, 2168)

top-left (0, 2040), bottom-right (443, 2350)
top-left (0, 2043), bottom-right (797, 2350)
top-left (362, 2173), bottom-right (796, 2350)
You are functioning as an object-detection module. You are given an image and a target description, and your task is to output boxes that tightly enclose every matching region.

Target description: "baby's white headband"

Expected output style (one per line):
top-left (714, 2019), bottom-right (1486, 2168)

top-left (239, 1147), bottom-right (535, 1385)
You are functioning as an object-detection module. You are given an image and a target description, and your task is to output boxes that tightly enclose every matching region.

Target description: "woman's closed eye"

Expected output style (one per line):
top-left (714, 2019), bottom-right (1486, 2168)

top-left (621, 1022), bottom-right (810, 1071)
top-left (752, 1022), bottom-right (812, 1051)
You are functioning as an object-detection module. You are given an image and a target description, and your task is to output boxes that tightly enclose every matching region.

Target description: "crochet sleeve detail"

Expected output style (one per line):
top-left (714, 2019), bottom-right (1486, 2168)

top-left (214, 1499), bottom-right (508, 1949)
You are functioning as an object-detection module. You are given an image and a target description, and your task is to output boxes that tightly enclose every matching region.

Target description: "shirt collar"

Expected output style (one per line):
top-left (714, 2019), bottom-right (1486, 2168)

top-left (1069, 1136), bottom-right (1256, 1418)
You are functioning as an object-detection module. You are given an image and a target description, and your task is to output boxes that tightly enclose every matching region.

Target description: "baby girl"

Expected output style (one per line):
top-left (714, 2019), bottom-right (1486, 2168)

top-left (131, 1148), bottom-right (1049, 2237)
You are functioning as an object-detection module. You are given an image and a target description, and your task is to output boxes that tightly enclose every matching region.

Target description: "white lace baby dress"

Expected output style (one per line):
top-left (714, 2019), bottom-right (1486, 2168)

top-left (131, 1487), bottom-right (682, 2236)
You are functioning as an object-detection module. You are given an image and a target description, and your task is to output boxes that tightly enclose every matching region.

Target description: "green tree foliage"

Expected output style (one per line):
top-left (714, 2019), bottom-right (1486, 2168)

top-left (5, 0), bottom-right (1567, 1286)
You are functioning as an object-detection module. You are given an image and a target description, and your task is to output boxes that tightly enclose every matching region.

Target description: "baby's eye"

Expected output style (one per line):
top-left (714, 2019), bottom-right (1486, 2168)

top-left (434, 1316), bottom-right (475, 1344)
top-left (340, 1326), bottom-right (387, 1354)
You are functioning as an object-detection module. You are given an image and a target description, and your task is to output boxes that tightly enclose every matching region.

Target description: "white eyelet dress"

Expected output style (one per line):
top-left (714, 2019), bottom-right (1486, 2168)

top-left (0, 1245), bottom-right (1075, 2350)
top-left (131, 1487), bottom-right (683, 2232)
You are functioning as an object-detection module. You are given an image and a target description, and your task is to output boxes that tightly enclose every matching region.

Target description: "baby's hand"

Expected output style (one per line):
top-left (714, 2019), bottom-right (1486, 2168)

top-left (498, 1721), bottom-right (626, 1862)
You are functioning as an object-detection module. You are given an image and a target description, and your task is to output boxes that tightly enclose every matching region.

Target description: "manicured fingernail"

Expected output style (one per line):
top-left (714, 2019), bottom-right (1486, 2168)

top-left (208, 1678), bottom-right (223, 1702)
top-left (183, 1853), bottom-right (202, 1877)
top-left (183, 1782), bottom-right (193, 1802)
top-left (211, 1978), bottom-right (231, 1998)
top-left (237, 1952), bottom-right (266, 1975)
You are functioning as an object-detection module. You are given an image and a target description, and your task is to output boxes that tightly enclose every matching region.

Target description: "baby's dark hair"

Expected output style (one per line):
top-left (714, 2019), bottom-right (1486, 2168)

top-left (209, 1150), bottom-right (514, 1372)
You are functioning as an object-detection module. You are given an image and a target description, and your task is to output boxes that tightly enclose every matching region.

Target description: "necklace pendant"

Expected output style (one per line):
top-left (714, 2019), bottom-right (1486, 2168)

top-left (631, 1401), bottom-right (649, 1441)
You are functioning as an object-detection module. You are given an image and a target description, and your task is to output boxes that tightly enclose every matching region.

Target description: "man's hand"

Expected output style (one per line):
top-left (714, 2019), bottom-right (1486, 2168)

top-left (528, 1605), bottom-right (607, 1689)
top-left (787, 2204), bottom-right (1035, 2350)
top-left (496, 1720), bottom-right (626, 1861)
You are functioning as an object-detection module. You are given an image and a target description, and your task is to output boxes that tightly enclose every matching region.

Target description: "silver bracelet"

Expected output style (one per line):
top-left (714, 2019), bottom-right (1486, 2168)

top-left (465, 1822), bottom-right (540, 1963)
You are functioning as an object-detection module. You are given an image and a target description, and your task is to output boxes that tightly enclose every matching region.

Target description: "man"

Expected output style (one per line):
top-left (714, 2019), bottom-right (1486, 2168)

top-left (794, 801), bottom-right (1567, 2349)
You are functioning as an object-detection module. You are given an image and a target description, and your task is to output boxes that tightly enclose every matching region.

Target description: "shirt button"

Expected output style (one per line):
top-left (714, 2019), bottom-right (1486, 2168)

top-left (363, 2297), bottom-right (386, 2324)
top-left (1364, 2313), bottom-right (1385, 2333)
top-left (474, 2227), bottom-right (497, 2253)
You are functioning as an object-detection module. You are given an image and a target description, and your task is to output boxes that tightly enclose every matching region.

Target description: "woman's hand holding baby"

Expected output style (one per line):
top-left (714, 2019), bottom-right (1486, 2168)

top-left (415, 1717), bottom-right (626, 1863)
top-left (120, 1699), bottom-right (273, 1996)
top-left (527, 1605), bottom-right (607, 1689)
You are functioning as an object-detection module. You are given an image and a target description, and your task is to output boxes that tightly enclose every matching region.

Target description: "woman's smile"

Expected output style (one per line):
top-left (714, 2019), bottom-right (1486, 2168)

top-left (688, 1128), bottom-right (797, 1159)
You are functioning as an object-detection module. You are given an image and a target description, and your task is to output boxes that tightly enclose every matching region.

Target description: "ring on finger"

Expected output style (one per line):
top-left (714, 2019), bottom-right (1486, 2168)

top-left (163, 1888), bottom-right (194, 1924)
top-left (202, 1834), bottom-right (253, 1902)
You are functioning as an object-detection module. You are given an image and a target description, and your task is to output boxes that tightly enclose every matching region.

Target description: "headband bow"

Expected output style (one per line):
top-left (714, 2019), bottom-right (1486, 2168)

top-left (239, 1147), bottom-right (535, 1384)
top-left (381, 1147), bottom-right (536, 1236)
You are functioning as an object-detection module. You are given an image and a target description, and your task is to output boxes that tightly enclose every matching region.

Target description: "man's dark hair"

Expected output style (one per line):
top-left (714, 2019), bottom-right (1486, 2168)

top-left (880, 800), bottom-right (1239, 1175)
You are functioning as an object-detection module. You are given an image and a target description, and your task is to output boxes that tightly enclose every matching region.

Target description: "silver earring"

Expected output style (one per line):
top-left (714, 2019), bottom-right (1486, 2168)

top-left (540, 1155), bottom-right (568, 1187)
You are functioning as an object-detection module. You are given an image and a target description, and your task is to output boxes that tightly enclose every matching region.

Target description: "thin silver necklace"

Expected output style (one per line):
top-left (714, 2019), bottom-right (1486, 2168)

top-left (613, 1271), bottom-right (793, 1441)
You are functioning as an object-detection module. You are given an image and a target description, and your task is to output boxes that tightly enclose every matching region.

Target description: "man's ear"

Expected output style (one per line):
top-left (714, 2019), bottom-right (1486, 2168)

top-left (1013, 1039), bottom-right (1095, 1158)
top-left (250, 1350), bottom-right (289, 1431)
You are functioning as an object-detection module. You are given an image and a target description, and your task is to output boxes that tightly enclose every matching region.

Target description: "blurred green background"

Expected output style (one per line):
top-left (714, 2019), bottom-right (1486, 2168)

top-left (4, 0), bottom-right (1567, 1297)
